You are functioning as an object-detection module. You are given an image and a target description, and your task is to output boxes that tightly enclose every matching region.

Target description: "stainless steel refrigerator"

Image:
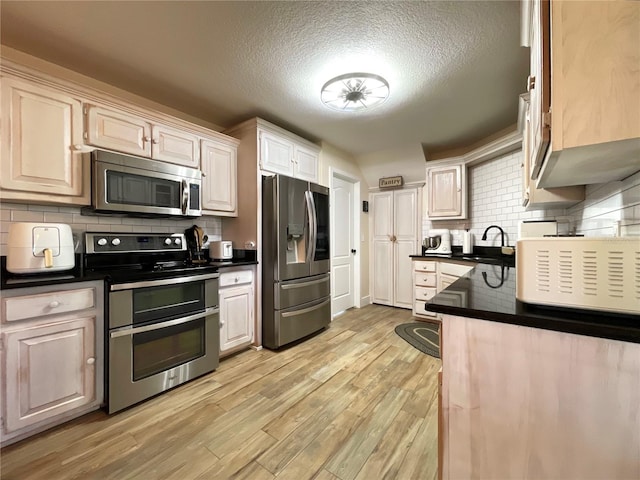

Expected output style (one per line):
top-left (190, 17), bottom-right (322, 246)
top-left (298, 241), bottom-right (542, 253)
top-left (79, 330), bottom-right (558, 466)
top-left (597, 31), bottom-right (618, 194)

top-left (262, 174), bottom-right (331, 349)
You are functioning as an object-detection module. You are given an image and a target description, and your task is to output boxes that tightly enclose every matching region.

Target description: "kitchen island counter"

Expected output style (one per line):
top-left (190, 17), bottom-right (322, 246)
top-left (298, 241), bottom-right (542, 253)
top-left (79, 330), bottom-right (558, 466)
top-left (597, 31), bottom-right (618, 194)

top-left (425, 260), bottom-right (640, 344)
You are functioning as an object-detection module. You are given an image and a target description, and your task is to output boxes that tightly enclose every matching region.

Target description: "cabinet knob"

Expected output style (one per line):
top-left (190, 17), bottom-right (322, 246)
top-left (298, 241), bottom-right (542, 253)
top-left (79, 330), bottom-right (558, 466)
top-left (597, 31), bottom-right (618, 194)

top-left (220, 320), bottom-right (224, 327)
top-left (143, 136), bottom-right (151, 142)
top-left (86, 357), bottom-right (95, 365)
top-left (49, 301), bottom-right (60, 308)
top-left (201, 172), bottom-right (207, 177)
top-left (73, 144), bottom-right (83, 151)
top-left (234, 277), bottom-right (239, 283)
top-left (152, 138), bottom-right (159, 144)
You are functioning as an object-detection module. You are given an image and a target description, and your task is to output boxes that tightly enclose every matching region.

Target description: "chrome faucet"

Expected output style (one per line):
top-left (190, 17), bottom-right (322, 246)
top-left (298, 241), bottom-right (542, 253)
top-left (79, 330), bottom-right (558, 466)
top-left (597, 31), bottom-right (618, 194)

top-left (482, 225), bottom-right (505, 247)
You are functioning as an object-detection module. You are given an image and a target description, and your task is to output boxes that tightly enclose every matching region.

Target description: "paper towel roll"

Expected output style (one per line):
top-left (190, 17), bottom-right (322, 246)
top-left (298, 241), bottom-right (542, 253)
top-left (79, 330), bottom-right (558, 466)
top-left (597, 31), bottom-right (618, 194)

top-left (462, 231), bottom-right (473, 254)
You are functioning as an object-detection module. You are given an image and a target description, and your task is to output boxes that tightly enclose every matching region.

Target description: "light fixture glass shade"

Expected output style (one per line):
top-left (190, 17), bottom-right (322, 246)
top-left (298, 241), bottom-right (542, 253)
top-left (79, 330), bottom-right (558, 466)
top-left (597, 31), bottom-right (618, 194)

top-left (321, 73), bottom-right (389, 111)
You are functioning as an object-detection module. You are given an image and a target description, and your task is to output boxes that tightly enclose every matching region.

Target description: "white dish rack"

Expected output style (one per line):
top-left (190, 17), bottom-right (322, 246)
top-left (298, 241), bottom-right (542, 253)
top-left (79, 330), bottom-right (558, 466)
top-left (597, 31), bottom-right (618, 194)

top-left (516, 237), bottom-right (640, 315)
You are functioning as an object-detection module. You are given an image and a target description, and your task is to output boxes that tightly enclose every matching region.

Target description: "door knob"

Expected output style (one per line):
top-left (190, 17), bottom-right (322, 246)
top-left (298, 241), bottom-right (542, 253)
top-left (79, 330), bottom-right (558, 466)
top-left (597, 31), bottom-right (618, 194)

top-left (351, 249), bottom-right (357, 254)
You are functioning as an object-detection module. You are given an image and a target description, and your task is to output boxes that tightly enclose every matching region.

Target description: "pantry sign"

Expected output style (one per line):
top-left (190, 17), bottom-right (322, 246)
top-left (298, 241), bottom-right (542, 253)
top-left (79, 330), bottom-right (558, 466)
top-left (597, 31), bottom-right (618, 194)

top-left (378, 176), bottom-right (404, 189)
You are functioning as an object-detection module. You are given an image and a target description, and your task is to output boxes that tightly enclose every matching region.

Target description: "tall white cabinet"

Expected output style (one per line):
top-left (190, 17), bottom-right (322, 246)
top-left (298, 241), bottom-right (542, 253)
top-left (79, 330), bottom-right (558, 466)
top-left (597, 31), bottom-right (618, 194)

top-left (370, 186), bottom-right (421, 309)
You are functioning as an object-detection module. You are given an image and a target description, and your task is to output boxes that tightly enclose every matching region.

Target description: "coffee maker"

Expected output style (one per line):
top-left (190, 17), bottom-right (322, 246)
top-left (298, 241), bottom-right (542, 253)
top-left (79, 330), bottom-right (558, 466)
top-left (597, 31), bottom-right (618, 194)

top-left (423, 229), bottom-right (452, 254)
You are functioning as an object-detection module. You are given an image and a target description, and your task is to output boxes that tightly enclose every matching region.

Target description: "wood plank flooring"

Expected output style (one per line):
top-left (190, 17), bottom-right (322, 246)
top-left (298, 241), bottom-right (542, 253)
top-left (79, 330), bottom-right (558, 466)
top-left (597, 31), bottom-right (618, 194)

top-left (0, 305), bottom-right (440, 480)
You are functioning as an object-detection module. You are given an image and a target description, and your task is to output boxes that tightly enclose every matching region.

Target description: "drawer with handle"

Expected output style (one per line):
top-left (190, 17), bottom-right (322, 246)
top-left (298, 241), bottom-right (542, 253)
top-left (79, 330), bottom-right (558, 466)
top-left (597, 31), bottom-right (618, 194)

top-left (415, 286), bottom-right (437, 301)
top-left (219, 269), bottom-right (253, 287)
top-left (414, 260), bottom-right (437, 273)
top-left (415, 273), bottom-right (437, 288)
top-left (3, 287), bottom-right (96, 322)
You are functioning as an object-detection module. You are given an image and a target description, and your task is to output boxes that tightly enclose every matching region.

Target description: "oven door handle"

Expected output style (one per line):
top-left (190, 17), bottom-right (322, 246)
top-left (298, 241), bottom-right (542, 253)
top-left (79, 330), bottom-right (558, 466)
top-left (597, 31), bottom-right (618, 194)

top-left (110, 306), bottom-right (219, 338)
top-left (110, 272), bottom-right (220, 291)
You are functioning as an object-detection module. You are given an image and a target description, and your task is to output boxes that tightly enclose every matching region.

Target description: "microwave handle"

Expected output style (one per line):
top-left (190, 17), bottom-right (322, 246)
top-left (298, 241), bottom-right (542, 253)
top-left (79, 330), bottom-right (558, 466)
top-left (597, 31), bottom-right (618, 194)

top-left (181, 179), bottom-right (189, 214)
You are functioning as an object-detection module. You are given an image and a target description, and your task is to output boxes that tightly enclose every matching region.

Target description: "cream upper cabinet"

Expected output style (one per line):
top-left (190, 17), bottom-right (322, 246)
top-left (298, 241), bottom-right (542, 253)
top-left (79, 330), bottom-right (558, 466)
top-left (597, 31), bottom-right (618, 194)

top-left (293, 144), bottom-right (319, 182)
top-left (371, 187), bottom-right (421, 309)
top-left (0, 76), bottom-right (89, 205)
top-left (426, 163), bottom-right (467, 220)
top-left (258, 122), bottom-right (319, 182)
top-left (150, 124), bottom-right (200, 168)
top-left (201, 139), bottom-right (238, 216)
top-left (524, 0), bottom-right (640, 189)
top-left (519, 93), bottom-right (584, 208)
top-left (260, 129), bottom-right (295, 176)
top-left (84, 104), bottom-right (200, 168)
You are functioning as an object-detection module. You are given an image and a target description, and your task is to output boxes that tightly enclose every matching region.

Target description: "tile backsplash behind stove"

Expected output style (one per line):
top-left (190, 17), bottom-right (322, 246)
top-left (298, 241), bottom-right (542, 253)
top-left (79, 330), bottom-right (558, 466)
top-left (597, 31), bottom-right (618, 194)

top-left (0, 203), bottom-right (222, 256)
top-left (422, 149), bottom-right (640, 247)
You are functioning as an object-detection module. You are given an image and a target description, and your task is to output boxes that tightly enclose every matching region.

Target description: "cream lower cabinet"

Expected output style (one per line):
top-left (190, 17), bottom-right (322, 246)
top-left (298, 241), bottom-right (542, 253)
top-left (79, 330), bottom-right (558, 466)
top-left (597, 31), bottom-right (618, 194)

top-left (219, 267), bottom-right (254, 356)
top-left (412, 259), bottom-right (474, 319)
top-left (371, 187), bottom-right (421, 309)
top-left (201, 139), bottom-right (238, 216)
top-left (0, 76), bottom-right (89, 205)
top-left (0, 281), bottom-right (104, 446)
top-left (440, 314), bottom-right (640, 479)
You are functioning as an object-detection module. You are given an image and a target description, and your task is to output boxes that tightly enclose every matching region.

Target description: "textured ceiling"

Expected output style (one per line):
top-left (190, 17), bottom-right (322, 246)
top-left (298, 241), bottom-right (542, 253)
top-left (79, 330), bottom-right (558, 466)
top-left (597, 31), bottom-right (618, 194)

top-left (0, 1), bottom-right (529, 160)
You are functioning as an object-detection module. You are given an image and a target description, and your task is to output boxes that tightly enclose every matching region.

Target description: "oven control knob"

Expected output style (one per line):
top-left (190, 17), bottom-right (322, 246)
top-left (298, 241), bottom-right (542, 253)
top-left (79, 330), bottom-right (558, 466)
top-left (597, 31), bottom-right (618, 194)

top-left (174, 238), bottom-right (182, 245)
top-left (164, 238), bottom-right (172, 245)
top-left (111, 238), bottom-right (121, 246)
top-left (97, 238), bottom-right (108, 246)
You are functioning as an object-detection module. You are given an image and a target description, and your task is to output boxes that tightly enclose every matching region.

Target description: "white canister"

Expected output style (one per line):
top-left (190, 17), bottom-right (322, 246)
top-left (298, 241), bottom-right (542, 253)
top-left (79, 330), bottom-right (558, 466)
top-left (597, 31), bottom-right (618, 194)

top-left (462, 231), bottom-right (473, 254)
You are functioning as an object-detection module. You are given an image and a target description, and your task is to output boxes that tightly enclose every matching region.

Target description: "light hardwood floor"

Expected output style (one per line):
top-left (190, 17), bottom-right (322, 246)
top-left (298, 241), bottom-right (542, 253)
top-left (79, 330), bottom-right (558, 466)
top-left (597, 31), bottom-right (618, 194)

top-left (0, 305), bottom-right (440, 480)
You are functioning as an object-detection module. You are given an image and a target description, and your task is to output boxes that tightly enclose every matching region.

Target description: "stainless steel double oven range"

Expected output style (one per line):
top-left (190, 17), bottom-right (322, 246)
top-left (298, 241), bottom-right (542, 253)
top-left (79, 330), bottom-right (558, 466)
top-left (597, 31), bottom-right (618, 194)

top-left (85, 232), bottom-right (219, 413)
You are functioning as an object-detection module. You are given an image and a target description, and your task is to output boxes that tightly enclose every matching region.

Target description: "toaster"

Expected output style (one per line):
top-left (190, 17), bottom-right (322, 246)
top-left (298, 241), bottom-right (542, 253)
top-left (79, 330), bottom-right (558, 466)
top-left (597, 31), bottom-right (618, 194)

top-left (209, 240), bottom-right (233, 260)
top-left (7, 222), bottom-right (75, 274)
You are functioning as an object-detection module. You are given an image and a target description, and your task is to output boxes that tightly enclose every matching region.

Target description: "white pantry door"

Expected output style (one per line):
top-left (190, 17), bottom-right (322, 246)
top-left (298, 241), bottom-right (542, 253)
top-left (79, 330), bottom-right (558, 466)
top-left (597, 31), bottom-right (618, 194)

top-left (331, 176), bottom-right (355, 315)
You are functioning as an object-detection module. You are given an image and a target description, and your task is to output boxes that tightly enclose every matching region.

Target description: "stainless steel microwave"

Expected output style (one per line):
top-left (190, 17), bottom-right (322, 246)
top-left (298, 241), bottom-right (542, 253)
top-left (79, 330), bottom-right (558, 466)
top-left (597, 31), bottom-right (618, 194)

top-left (90, 149), bottom-right (202, 217)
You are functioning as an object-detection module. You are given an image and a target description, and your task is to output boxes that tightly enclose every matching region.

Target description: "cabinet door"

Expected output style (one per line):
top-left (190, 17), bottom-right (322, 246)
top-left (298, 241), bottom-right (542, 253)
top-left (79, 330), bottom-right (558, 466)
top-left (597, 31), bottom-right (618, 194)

top-left (0, 78), bottom-right (88, 204)
top-left (427, 164), bottom-right (465, 219)
top-left (393, 189), bottom-right (419, 309)
top-left (528, 0), bottom-right (550, 181)
top-left (84, 104), bottom-right (151, 157)
top-left (3, 317), bottom-right (96, 433)
top-left (259, 130), bottom-right (294, 176)
top-left (371, 191), bottom-right (394, 306)
top-left (293, 144), bottom-right (319, 182)
top-left (201, 140), bottom-right (237, 215)
top-left (151, 124), bottom-right (200, 168)
top-left (219, 285), bottom-right (254, 352)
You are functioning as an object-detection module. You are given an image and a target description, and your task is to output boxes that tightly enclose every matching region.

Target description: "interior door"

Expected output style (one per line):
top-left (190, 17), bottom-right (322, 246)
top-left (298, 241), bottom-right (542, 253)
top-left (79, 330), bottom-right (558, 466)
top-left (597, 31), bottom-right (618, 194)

top-left (331, 176), bottom-right (355, 315)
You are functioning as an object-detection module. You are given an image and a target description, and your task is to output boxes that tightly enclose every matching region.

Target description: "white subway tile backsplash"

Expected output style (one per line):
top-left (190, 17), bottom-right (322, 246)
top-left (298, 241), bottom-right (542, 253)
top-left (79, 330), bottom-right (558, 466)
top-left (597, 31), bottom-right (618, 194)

top-left (1, 202), bottom-right (224, 253)
top-left (422, 149), bottom-right (640, 245)
top-left (11, 210), bottom-right (44, 222)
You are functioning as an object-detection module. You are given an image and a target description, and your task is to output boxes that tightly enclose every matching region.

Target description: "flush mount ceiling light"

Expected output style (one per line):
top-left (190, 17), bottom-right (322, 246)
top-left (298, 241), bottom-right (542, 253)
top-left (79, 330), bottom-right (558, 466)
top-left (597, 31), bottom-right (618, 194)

top-left (321, 72), bottom-right (389, 111)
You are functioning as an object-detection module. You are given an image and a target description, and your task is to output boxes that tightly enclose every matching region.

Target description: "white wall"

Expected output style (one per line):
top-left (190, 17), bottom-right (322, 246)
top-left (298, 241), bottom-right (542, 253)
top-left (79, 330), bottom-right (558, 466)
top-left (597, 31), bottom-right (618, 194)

top-left (0, 202), bottom-right (222, 256)
top-left (568, 170), bottom-right (640, 237)
top-left (355, 143), bottom-right (426, 187)
top-left (319, 142), bottom-right (370, 302)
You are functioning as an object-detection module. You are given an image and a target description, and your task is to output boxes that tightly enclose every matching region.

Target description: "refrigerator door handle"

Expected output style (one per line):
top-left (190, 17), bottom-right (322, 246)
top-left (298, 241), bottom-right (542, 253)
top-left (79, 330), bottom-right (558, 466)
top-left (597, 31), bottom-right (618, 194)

top-left (305, 190), bottom-right (316, 264)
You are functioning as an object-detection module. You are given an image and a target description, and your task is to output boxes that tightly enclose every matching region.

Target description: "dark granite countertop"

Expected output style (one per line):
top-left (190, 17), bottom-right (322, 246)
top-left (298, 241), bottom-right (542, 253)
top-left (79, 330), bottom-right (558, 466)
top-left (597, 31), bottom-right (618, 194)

top-left (1, 253), bottom-right (258, 291)
top-left (425, 260), bottom-right (640, 344)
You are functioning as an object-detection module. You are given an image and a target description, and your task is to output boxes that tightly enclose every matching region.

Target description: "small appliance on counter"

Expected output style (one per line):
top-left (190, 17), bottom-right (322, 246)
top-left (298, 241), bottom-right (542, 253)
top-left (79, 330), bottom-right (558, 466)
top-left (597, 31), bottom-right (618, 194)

top-left (517, 237), bottom-right (639, 315)
top-left (423, 229), bottom-right (452, 254)
top-left (518, 220), bottom-right (558, 238)
top-left (184, 225), bottom-right (208, 264)
top-left (209, 240), bottom-right (233, 261)
top-left (6, 222), bottom-right (75, 274)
